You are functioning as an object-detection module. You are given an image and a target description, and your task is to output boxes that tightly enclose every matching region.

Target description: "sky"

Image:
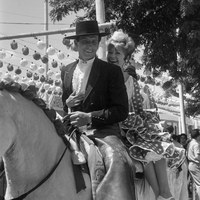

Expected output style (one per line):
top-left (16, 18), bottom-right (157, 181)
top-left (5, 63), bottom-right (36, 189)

top-left (0, 0), bottom-right (78, 46)
top-left (0, 0), bottom-right (82, 81)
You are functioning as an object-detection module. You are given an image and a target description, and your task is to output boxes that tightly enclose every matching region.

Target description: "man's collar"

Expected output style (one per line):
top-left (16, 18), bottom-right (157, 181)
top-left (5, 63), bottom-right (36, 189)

top-left (78, 57), bottom-right (95, 65)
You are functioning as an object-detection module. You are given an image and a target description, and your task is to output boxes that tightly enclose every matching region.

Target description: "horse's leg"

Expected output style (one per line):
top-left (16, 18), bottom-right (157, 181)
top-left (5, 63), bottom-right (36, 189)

top-left (144, 161), bottom-right (159, 199)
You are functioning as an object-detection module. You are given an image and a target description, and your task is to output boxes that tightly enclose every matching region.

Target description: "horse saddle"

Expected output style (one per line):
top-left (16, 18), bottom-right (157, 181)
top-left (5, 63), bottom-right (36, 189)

top-left (61, 122), bottom-right (105, 197)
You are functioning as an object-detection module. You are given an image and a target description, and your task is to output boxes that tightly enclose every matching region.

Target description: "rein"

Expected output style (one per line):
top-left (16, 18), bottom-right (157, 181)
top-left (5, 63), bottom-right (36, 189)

top-left (6, 146), bottom-right (68, 200)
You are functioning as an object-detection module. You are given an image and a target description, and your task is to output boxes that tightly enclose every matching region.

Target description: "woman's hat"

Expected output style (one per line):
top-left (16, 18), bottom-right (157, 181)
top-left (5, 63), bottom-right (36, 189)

top-left (65, 20), bottom-right (110, 39)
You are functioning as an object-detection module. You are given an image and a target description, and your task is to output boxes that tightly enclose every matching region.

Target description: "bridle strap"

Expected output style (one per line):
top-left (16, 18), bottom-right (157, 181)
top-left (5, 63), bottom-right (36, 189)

top-left (8, 146), bottom-right (68, 200)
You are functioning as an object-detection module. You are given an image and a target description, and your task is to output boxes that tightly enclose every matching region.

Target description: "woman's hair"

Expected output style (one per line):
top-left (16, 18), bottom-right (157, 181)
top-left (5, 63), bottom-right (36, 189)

top-left (180, 133), bottom-right (187, 140)
top-left (107, 30), bottom-right (135, 60)
top-left (191, 129), bottom-right (200, 139)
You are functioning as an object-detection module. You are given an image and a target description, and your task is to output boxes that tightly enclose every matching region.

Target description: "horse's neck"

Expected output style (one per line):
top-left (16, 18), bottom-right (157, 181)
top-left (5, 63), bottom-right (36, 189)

top-left (4, 131), bottom-right (65, 194)
top-left (2, 93), bottom-right (66, 197)
top-left (4, 144), bottom-right (77, 200)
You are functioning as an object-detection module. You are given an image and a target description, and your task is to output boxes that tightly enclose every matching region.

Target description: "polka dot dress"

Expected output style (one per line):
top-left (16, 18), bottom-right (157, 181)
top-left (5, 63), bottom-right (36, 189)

top-left (122, 73), bottom-right (185, 168)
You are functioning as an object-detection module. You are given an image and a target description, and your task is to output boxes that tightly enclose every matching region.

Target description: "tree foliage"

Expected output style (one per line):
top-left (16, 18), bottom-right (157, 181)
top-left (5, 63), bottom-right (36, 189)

top-left (49, 0), bottom-right (200, 116)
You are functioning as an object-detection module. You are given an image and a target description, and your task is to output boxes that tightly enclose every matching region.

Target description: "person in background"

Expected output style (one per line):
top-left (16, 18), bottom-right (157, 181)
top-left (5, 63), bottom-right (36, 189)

top-left (141, 84), bottom-right (157, 110)
top-left (61, 20), bottom-right (135, 200)
top-left (170, 134), bottom-right (180, 144)
top-left (165, 126), bottom-right (189, 200)
top-left (187, 129), bottom-right (200, 199)
top-left (106, 30), bottom-right (185, 200)
top-left (140, 86), bottom-right (151, 109)
top-left (179, 133), bottom-right (189, 150)
top-left (178, 133), bottom-right (192, 198)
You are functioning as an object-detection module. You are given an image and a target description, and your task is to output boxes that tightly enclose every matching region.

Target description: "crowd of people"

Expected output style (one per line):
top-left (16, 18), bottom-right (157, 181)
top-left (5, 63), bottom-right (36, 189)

top-left (165, 123), bottom-right (200, 200)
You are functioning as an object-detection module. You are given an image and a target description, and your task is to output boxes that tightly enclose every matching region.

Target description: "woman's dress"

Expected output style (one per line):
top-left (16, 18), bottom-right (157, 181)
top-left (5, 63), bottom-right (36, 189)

top-left (121, 75), bottom-right (185, 168)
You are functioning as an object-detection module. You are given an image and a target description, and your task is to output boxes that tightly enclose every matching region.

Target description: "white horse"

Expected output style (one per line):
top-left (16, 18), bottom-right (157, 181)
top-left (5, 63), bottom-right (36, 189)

top-left (1, 81), bottom-right (188, 200)
top-left (0, 82), bottom-right (92, 200)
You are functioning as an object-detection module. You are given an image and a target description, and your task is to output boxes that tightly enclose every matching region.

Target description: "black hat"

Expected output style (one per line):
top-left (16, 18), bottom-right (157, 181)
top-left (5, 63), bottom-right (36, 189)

top-left (65, 20), bottom-right (110, 39)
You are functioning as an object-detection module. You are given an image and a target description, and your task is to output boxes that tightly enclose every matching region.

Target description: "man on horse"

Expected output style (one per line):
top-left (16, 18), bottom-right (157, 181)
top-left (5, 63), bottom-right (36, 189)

top-left (61, 20), bottom-right (136, 200)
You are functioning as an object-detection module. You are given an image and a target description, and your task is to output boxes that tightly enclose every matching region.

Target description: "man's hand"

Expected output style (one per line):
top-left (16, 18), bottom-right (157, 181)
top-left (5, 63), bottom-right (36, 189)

top-left (66, 91), bottom-right (85, 108)
top-left (69, 111), bottom-right (91, 127)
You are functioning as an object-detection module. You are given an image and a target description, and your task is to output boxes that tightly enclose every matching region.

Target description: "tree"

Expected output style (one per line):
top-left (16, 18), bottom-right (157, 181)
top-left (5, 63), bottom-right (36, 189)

top-left (49, 0), bottom-right (200, 116)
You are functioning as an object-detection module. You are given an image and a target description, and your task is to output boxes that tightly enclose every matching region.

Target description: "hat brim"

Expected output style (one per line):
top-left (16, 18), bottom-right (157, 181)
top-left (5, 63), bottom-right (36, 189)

top-left (65, 32), bottom-right (110, 39)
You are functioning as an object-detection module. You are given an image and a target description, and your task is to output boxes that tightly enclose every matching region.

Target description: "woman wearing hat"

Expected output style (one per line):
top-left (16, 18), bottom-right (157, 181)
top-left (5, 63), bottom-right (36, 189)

top-left (61, 20), bottom-right (136, 200)
top-left (106, 30), bottom-right (186, 200)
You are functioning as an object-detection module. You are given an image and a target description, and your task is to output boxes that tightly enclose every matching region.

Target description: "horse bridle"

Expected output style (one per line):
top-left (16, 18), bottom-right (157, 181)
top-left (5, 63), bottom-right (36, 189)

top-left (4, 145), bottom-right (68, 200)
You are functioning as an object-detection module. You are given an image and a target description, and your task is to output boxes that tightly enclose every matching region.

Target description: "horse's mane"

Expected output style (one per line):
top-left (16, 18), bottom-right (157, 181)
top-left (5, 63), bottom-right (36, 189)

top-left (0, 80), bottom-right (66, 137)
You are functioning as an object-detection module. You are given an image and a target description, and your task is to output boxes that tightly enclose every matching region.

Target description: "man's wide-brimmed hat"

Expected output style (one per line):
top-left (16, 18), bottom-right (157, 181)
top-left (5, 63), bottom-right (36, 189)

top-left (65, 20), bottom-right (110, 39)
